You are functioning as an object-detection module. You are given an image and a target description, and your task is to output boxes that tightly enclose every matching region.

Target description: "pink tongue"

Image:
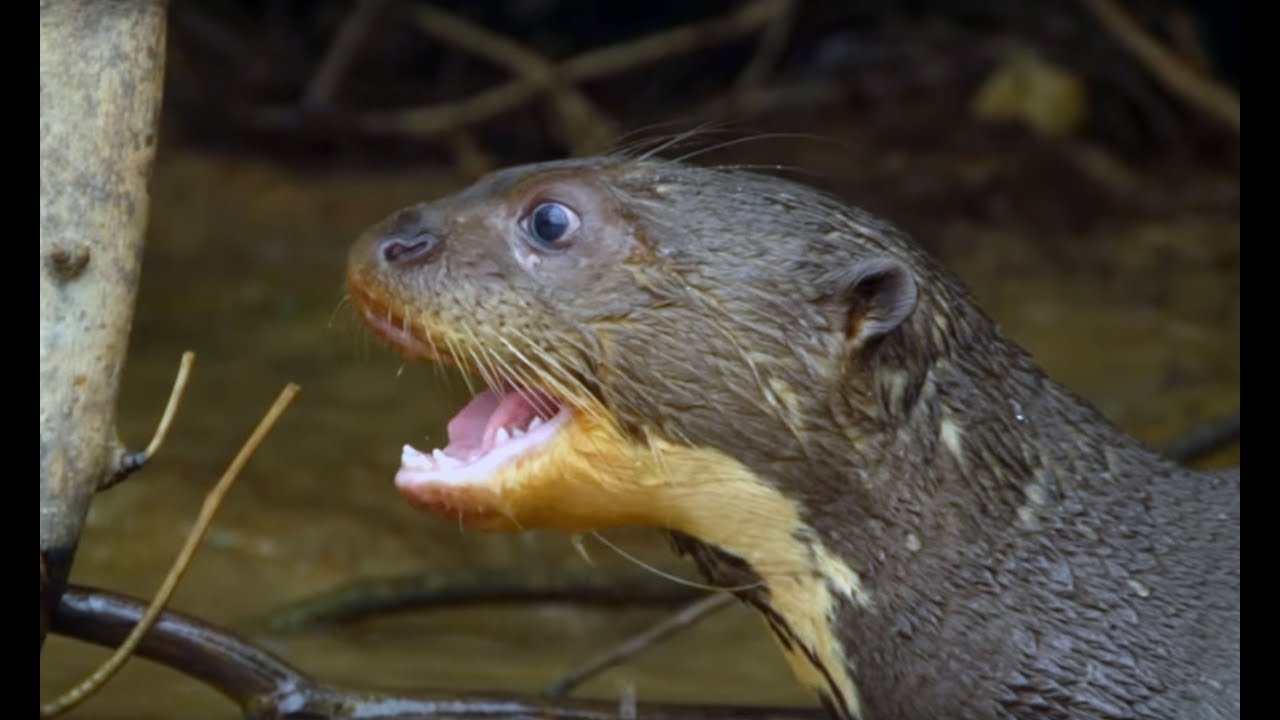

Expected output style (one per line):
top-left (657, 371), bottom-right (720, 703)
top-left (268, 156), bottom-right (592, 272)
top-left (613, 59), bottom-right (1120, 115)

top-left (443, 389), bottom-right (551, 460)
top-left (444, 390), bottom-right (500, 459)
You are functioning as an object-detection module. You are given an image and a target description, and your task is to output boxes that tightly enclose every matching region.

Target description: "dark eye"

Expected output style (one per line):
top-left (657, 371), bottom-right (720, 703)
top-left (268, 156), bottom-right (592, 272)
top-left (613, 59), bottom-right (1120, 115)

top-left (523, 202), bottom-right (580, 250)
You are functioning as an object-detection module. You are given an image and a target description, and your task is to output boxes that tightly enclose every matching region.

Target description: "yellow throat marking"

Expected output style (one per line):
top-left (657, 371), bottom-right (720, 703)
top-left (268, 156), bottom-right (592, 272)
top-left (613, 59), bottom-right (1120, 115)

top-left (486, 414), bottom-right (869, 718)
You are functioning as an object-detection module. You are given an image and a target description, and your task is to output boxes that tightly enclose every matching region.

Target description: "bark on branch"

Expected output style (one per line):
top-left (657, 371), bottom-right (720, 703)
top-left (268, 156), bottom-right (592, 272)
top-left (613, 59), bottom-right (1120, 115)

top-left (52, 585), bottom-right (824, 720)
top-left (40, 0), bottom-right (169, 646)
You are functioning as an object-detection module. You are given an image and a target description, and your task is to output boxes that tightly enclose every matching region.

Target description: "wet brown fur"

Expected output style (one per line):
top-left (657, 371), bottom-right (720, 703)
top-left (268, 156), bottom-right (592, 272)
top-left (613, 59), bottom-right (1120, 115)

top-left (346, 157), bottom-right (1239, 720)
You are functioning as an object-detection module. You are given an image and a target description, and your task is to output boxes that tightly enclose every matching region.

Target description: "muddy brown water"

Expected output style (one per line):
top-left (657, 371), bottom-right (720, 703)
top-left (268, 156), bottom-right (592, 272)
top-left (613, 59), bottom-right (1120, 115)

top-left (40, 146), bottom-right (1238, 719)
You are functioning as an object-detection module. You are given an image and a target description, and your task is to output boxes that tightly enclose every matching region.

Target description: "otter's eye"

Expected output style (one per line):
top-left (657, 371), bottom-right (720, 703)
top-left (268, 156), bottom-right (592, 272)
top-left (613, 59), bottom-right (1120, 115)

top-left (522, 202), bottom-right (580, 250)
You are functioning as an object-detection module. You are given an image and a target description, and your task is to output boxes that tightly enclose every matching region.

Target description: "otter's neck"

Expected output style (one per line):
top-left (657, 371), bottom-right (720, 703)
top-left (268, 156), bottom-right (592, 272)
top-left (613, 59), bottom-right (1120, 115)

top-left (670, 275), bottom-right (1212, 719)
top-left (827, 282), bottom-right (1176, 542)
top-left (803, 275), bottom-right (1170, 569)
top-left (767, 283), bottom-right (1194, 717)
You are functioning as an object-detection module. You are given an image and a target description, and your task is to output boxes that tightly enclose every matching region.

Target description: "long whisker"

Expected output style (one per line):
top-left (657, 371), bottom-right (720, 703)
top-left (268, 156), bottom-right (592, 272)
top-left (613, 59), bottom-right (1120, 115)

top-left (590, 531), bottom-right (764, 593)
top-left (533, 361), bottom-right (607, 426)
top-left (633, 121), bottom-right (735, 161)
top-left (503, 329), bottom-right (612, 427)
top-left (670, 132), bottom-right (855, 164)
top-left (416, 315), bottom-right (449, 385)
top-left (466, 343), bottom-right (500, 393)
top-left (328, 294), bottom-right (352, 329)
top-left (610, 118), bottom-right (728, 157)
top-left (458, 322), bottom-right (503, 392)
top-left (441, 333), bottom-right (477, 395)
top-left (481, 345), bottom-right (559, 418)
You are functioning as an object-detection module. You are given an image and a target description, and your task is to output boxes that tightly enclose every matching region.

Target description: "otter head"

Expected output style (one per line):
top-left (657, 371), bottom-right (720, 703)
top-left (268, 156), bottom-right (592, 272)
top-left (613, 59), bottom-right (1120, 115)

top-left (346, 156), bottom-right (924, 532)
top-left (346, 156), bottom-right (930, 717)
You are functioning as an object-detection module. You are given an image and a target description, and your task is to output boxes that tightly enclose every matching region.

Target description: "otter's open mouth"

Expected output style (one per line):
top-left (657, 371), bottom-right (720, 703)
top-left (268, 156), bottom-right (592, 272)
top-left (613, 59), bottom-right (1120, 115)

top-left (350, 291), bottom-right (579, 502)
top-left (396, 382), bottom-right (571, 489)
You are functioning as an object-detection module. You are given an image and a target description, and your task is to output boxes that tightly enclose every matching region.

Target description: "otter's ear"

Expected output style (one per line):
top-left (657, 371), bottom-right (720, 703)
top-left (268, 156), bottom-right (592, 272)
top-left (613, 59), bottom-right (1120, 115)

top-left (843, 258), bottom-right (918, 350)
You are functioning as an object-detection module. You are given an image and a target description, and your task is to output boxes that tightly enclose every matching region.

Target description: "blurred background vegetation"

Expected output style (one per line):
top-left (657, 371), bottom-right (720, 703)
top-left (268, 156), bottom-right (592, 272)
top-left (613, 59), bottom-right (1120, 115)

top-left (42, 2), bottom-right (1238, 718)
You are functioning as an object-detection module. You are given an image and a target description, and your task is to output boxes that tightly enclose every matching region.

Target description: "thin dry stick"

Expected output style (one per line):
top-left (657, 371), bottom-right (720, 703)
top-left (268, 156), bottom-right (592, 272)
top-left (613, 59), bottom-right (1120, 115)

top-left (41, 382), bottom-right (302, 718)
top-left (357, 0), bottom-right (788, 136)
top-left (302, 0), bottom-right (389, 110)
top-left (561, 0), bottom-right (787, 79)
top-left (408, 3), bottom-right (617, 154)
top-left (735, 0), bottom-right (795, 91)
top-left (1163, 6), bottom-right (1213, 76)
top-left (101, 351), bottom-right (196, 490)
top-left (1077, 0), bottom-right (1239, 133)
top-left (546, 592), bottom-right (736, 699)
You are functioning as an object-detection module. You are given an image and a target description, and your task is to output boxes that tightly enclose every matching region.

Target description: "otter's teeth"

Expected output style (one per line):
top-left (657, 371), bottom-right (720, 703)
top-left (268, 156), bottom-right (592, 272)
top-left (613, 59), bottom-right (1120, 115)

top-left (402, 445), bottom-right (431, 470)
top-left (512, 427), bottom-right (526, 438)
top-left (495, 427), bottom-right (511, 444)
top-left (529, 417), bottom-right (544, 430)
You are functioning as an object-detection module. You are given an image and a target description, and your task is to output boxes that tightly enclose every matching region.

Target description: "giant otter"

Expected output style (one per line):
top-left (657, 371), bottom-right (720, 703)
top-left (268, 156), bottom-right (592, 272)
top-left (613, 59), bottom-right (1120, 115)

top-left (345, 156), bottom-right (1239, 720)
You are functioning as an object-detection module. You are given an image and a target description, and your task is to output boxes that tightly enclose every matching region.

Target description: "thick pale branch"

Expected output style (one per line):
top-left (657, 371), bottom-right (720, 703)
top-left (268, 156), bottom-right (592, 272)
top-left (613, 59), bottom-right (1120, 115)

top-left (40, 0), bottom-right (169, 647)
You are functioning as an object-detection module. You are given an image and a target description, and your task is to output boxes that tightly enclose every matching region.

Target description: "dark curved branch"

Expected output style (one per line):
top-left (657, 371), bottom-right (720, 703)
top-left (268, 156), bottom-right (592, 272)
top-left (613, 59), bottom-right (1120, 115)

top-left (1163, 412), bottom-right (1240, 465)
top-left (51, 585), bottom-right (823, 720)
top-left (246, 567), bottom-right (705, 633)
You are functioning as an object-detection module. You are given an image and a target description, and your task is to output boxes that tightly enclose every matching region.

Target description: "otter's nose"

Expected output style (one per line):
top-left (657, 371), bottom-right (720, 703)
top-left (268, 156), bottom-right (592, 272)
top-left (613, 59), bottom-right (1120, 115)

top-left (366, 205), bottom-right (446, 269)
top-left (378, 228), bottom-right (440, 266)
